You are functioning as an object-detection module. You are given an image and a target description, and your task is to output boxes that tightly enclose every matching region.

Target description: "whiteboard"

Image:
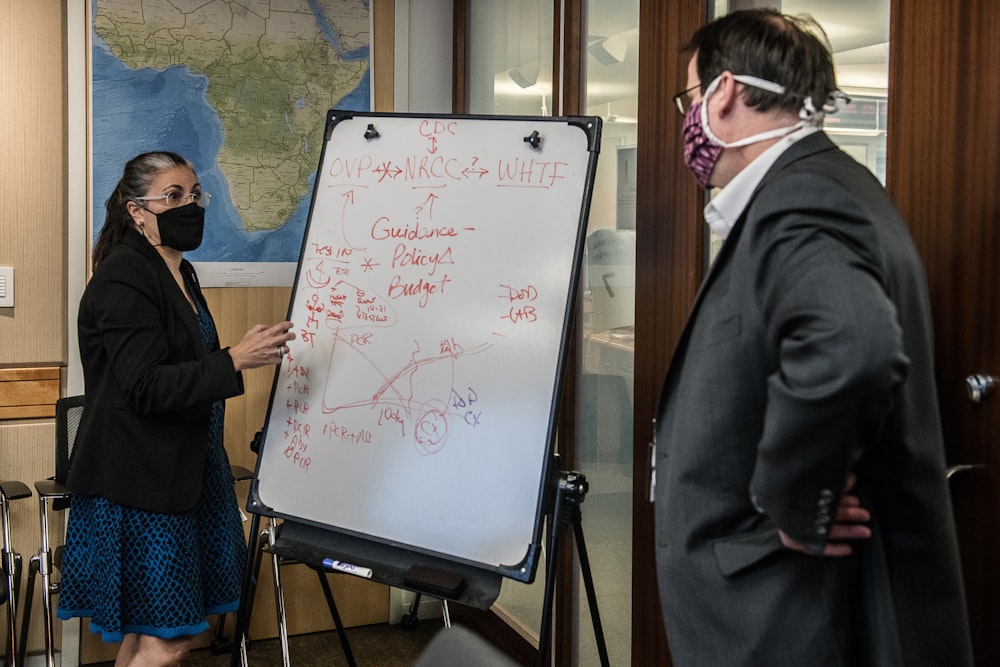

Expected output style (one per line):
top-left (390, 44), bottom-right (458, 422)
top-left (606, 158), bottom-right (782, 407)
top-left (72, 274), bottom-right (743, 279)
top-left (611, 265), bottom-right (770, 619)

top-left (251, 111), bottom-right (601, 580)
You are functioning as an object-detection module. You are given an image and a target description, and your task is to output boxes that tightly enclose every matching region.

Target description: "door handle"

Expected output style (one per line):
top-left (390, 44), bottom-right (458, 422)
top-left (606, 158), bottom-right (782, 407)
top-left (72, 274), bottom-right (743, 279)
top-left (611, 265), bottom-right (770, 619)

top-left (965, 374), bottom-right (999, 403)
top-left (946, 463), bottom-right (989, 480)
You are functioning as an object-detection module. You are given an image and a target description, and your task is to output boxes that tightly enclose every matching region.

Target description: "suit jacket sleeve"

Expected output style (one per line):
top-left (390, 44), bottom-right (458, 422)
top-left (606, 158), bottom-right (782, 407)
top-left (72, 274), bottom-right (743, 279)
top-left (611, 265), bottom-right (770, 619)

top-left (745, 167), bottom-right (909, 553)
top-left (86, 249), bottom-right (243, 415)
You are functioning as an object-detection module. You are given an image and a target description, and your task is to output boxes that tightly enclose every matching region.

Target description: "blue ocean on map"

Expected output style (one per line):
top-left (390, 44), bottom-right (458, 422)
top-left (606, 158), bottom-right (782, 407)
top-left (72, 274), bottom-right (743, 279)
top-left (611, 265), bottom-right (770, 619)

top-left (91, 4), bottom-right (370, 264)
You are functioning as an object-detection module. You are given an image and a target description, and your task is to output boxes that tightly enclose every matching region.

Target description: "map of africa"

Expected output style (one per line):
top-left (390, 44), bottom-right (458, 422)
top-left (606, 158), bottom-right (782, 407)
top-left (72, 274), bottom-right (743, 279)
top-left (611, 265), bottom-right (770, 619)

top-left (91, 0), bottom-right (371, 269)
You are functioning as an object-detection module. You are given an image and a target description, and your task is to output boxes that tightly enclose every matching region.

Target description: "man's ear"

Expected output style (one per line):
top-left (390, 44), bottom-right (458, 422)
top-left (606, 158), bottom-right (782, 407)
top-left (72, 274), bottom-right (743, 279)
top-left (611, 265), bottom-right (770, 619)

top-left (711, 71), bottom-right (741, 118)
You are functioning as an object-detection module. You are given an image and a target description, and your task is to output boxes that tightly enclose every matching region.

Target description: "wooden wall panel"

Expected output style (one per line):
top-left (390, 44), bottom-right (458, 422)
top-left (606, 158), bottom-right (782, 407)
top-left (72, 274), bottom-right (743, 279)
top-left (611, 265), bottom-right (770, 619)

top-left (205, 287), bottom-right (293, 473)
top-left (0, 366), bottom-right (62, 419)
top-left (0, 0), bottom-right (67, 658)
top-left (372, 0), bottom-right (395, 112)
top-left (0, 0), bottom-right (67, 369)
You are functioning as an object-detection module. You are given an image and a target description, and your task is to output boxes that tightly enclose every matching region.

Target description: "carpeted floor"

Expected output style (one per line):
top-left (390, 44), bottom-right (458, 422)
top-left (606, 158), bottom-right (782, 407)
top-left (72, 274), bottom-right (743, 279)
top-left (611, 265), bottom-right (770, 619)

top-left (86, 619), bottom-right (446, 667)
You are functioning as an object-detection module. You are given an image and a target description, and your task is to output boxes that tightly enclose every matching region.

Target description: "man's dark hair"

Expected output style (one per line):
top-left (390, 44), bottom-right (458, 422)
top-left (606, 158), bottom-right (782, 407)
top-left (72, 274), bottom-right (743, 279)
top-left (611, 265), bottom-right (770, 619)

top-left (683, 9), bottom-right (838, 115)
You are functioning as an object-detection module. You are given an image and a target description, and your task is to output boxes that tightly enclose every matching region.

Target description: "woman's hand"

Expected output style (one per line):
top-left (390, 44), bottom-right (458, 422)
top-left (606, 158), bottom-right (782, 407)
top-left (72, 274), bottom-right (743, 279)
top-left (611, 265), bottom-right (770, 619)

top-left (228, 321), bottom-right (295, 372)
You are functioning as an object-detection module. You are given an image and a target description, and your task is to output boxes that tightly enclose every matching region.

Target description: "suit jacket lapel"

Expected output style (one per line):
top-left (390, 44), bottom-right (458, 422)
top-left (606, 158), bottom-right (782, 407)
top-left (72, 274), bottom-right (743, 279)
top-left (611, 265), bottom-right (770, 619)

top-left (123, 229), bottom-right (205, 356)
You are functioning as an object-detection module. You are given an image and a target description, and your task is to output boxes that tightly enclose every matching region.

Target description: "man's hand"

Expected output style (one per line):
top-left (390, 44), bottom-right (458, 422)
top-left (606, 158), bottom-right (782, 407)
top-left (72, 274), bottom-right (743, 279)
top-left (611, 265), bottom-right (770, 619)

top-left (779, 473), bottom-right (872, 557)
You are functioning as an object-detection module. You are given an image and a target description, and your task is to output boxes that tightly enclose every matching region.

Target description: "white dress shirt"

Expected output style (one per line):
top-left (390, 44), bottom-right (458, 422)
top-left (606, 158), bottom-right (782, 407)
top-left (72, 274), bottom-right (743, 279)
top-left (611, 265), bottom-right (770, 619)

top-left (704, 126), bottom-right (821, 239)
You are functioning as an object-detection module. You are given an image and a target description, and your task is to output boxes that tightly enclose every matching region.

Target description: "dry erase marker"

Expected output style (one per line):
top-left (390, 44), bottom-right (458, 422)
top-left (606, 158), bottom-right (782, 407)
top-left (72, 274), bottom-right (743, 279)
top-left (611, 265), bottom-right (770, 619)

top-left (322, 558), bottom-right (373, 579)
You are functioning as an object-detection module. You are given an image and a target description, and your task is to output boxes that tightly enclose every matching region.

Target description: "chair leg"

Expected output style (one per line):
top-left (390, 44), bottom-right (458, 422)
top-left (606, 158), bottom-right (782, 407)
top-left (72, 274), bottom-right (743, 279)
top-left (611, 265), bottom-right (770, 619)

top-left (2, 549), bottom-right (21, 667)
top-left (1, 482), bottom-right (31, 667)
top-left (15, 556), bottom-right (37, 666)
top-left (3, 503), bottom-right (23, 667)
top-left (266, 521), bottom-right (291, 667)
top-left (442, 599), bottom-right (451, 629)
top-left (38, 552), bottom-right (56, 667)
top-left (37, 497), bottom-right (58, 667)
top-left (401, 592), bottom-right (422, 629)
top-left (211, 613), bottom-right (233, 655)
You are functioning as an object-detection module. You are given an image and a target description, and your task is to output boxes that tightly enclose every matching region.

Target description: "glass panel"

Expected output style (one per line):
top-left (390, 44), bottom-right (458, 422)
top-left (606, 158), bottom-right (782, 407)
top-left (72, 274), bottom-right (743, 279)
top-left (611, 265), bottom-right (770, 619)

top-left (466, 0), bottom-right (556, 642)
top-left (577, 0), bottom-right (639, 664)
top-left (468, 0), bottom-right (555, 117)
top-left (781, 0), bottom-right (889, 183)
top-left (708, 0), bottom-right (890, 262)
top-left (467, 2), bottom-right (639, 661)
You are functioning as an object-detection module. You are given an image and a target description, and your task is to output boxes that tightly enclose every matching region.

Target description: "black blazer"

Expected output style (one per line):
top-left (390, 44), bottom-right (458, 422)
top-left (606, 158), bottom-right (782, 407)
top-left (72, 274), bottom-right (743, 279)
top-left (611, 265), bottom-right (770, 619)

top-left (69, 228), bottom-right (244, 513)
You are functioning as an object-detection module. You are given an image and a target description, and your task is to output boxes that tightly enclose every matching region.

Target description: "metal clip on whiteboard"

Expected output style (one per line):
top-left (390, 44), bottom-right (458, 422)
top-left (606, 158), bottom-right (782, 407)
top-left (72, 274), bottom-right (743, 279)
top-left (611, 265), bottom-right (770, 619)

top-left (524, 130), bottom-right (541, 149)
top-left (364, 123), bottom-right (380, 140)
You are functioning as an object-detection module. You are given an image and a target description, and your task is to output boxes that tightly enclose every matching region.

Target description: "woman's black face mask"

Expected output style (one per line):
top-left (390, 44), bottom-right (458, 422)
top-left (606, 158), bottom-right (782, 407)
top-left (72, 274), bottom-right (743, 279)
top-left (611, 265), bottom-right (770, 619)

top-left (154, 202), bottom-right (205, 251)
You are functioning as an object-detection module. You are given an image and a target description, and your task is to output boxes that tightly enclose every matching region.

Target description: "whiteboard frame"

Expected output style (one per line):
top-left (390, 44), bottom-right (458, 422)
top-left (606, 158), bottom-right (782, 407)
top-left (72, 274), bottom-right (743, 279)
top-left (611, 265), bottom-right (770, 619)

top-left (247, 110), bottom-right (602, 585)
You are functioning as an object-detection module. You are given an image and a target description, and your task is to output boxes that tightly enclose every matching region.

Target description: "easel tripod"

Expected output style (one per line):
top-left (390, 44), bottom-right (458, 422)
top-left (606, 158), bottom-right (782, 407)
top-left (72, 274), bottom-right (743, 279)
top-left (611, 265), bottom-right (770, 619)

top-left (227, 458), bottom-right (607, 665)
top-left (538, 470), bottom-right (610, 667)
top-left (228, 511), bottom-right (358, 667)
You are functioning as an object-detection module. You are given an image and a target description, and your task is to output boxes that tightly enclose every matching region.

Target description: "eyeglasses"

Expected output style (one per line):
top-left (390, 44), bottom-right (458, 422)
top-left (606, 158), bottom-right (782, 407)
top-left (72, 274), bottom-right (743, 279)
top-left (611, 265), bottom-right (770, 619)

top-left (135, 191), bottom-right (212, 208)
top-left (672, 84), bottom-right (701, 116)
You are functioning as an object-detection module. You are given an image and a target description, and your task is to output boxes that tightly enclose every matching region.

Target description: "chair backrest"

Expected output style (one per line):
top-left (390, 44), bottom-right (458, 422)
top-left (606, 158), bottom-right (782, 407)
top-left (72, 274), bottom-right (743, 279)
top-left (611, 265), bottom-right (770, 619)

top-left (55, 395), bottom-right (85, 487)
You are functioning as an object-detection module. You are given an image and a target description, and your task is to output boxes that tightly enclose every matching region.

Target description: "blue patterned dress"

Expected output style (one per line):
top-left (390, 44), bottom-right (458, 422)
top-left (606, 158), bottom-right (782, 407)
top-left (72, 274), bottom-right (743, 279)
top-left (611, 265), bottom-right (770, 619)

top-left (57, 296), bottom-right (247, 642)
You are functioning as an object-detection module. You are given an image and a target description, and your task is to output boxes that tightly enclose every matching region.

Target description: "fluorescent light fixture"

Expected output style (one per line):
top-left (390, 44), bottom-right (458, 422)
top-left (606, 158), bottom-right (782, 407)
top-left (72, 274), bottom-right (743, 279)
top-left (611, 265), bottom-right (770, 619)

top-left (588, 34), bottom-right (628, 65)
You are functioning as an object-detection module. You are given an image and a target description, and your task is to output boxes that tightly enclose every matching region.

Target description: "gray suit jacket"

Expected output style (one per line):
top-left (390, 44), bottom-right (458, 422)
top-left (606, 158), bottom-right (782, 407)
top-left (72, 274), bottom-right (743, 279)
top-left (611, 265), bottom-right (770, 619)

top-left (654, 132), bottom-right (972, 666)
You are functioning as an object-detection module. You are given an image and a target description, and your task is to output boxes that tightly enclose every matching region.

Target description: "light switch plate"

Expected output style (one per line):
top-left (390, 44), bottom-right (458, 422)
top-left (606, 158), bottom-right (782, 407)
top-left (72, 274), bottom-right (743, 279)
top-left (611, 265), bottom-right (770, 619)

top-left (0, 267), bottom-right (13, 307)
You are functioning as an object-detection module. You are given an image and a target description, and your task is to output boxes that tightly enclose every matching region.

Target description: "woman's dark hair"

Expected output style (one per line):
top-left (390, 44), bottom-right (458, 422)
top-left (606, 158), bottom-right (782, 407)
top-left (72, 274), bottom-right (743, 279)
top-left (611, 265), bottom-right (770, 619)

top-left (683, 9), bottom-right (837, 115)
top-left (92, 151), bottom-right (195, 269)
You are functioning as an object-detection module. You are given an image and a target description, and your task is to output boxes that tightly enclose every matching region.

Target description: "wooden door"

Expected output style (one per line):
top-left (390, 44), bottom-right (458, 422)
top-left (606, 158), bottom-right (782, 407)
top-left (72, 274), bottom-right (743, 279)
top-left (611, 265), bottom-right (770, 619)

top-left (633, 2), bottom-right (706, 665)
top-left (633, 1), bottom-right (1000, 665)
top-left (887, 1), bottom-right (1000, 664)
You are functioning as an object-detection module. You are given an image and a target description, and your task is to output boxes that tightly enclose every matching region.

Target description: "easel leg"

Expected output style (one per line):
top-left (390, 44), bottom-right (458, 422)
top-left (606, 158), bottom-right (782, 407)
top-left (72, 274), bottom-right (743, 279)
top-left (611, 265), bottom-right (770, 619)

top-left (316, 570), bottom-right (357, 667)
top-left (536, 471), bottom-right (609, 667)
top-left (537, 511), bottom-right (562, 667)
top-left (572, 512), bottom-right (610, 664)
top-left (232, 517), bottom-right (357, 667)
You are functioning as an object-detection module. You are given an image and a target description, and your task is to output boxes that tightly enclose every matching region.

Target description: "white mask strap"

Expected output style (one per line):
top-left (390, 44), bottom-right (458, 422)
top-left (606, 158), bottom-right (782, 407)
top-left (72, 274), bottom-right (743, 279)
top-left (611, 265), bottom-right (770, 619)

top-left (732, 74), bottom-right (786, 95)
top-left (700, 73), bottom-right (804, 148)
top-left (800, 90), bottom-right (851, 125)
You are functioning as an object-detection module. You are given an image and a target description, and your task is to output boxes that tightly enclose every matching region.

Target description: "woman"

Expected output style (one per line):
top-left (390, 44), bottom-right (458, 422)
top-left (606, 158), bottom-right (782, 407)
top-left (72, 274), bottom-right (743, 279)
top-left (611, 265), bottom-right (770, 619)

top-left (57, 151), bottom-right (295, 666)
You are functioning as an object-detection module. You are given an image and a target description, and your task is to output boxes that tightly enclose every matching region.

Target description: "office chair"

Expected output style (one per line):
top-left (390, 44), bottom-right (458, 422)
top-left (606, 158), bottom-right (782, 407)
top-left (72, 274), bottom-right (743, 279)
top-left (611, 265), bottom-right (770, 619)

top-left (19, 395), bottom-right (253, 666)
top-left (1, 475), bottom-right (32, 667)
top-left (18, 394), bottom-right (82, 667)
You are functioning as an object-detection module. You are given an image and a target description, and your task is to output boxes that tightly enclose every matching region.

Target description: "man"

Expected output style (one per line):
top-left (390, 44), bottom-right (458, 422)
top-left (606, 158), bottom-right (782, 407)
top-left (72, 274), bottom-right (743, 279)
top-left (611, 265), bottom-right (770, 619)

top-left (653, 9), bottom-right (973, 666)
